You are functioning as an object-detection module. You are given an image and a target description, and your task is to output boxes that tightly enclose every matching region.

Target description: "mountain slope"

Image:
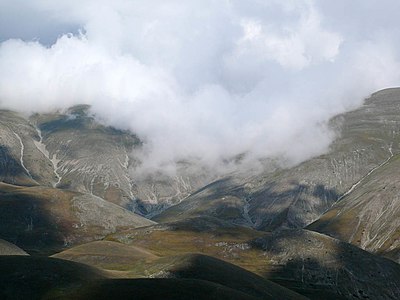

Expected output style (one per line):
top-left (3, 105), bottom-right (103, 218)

top-left (30, 105), bottom-right (141, 207)
top-left (0, 182), bottom-right (154, 255)
top-left (0, 106), bottom-right (213, 214)
top-left (308, 152), bottom-right (400, 263)
top-left (0, 110), bottom-right (57, 186)
top-left (155, 88), bottom-right (400, 231)
top-left (253, 229), bottom-right (400, 299)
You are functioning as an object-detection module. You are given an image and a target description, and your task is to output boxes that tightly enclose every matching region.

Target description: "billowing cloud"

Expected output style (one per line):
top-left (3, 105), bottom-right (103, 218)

top-left (0, 0), bottom-right (399, 175)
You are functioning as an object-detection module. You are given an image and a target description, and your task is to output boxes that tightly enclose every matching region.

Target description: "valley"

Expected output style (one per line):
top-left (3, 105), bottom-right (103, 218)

top-left (1, 88), bottom-right (400, 299)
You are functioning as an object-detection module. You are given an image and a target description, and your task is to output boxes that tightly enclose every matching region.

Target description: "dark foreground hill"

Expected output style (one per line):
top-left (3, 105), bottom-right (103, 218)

top-left (0, 256), bottom-right (104, 300)
top-left (0, 253), bottom-right (307, 300)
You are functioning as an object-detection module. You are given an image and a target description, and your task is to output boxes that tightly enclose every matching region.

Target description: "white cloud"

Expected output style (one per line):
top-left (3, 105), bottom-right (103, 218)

top-left (235, 4), bottom-right (342, 70)
top-left (0, 0), bottom-right (399, 175)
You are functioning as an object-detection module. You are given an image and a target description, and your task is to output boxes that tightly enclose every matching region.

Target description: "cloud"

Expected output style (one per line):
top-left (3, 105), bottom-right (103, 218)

top-left (0, 0), bottom-right (399, 175)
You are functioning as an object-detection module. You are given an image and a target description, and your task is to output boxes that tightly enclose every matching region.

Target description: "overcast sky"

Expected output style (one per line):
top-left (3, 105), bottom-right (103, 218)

top-left (0, 0), bottom-right (399, 174)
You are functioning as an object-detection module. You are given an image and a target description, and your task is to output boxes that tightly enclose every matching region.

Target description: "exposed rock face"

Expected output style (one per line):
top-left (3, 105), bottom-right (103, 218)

top-left (0, 110), bottom-right (56, 186)
top-left (28, 105), bottom-right (212, 213)
top-left (308, 152), bottom-right (400, 263)
top-left (0, 105), bottom-right (210, 214)
top-left (156, 88), bottom-right (400, 230)
top-left (132, 165), bottom-right (217, 218)
top-left (30, 105), bottom-right (141, 208)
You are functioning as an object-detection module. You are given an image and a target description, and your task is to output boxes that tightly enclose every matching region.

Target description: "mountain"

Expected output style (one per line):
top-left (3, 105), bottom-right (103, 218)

top-left (2, 89), bottom-right (400, 228)
top-left (155, 88), bottom-right (400, 231)
top-left (1, 88), bottom-right (400, 299)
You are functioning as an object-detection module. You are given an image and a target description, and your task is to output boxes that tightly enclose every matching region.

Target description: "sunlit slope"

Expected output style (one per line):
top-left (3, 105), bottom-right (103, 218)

top-left (0, 239), bottom-right (28, 256)
top-left (126, 253), bottom-right (308, 300)
top-left (52, 240), bottom-right (159, 271)
top-left (308, 152), bottom-right (400, 263)
top-left (53, 242), bottom-right (307, 300)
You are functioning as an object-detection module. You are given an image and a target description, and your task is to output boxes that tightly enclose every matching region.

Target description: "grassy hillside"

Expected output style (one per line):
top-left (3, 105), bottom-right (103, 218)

top-left (52, 244), bottom-right (307, 300)
top-left (52, 240), bottom-right (159, 271)
top-left (0, 239), bottom-right (28, 256)
top-left (105, 218), bottom-right (400, 299)
top-left (0, 254), bottom-right (304, 300)
top-left (0, 182), bottom-right (154, 255)
top-left (126, 253), bottom-right (308, 300)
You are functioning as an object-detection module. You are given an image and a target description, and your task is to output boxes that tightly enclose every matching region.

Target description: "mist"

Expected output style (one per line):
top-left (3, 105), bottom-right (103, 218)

top-left (1, 0), bottom-right (400, 175)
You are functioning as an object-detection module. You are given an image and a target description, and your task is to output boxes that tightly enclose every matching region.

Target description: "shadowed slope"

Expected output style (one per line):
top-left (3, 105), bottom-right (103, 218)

top-left (0, 255), bottom-right (263, 300)
top-left (0, 256), bottom-right (105, 300)
top-left (65, 278), bottom-right (260, 300)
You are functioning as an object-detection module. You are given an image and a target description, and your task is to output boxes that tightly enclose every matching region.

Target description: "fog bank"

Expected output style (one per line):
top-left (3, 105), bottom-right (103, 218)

top-left (1, 1), bottom-right (400, 174)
